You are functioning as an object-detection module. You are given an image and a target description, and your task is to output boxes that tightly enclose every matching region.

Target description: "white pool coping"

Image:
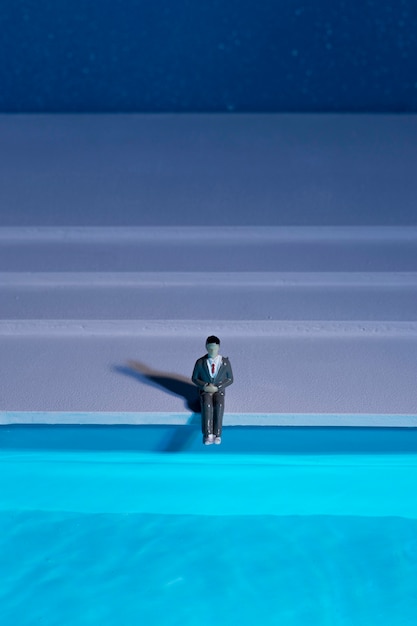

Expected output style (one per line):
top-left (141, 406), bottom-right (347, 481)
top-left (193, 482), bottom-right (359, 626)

top-left (1, 411), bottom-right (417, 428)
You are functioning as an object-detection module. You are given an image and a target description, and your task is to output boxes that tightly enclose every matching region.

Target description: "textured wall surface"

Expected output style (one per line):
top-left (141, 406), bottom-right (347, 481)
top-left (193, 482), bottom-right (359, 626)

top-left (1, 0), bottom-right (416, 112)
top-left (1, 114), bottom-right (417, 226)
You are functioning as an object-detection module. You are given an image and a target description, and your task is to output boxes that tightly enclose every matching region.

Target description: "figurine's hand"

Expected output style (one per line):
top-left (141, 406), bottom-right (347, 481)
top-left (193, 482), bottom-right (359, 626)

top-left (204, 383), bottom-right (218, 393)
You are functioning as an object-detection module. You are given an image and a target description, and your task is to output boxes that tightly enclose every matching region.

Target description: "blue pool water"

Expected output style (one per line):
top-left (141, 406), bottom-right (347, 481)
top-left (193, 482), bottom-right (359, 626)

top-left (1, 425), bottom-right (417, 626)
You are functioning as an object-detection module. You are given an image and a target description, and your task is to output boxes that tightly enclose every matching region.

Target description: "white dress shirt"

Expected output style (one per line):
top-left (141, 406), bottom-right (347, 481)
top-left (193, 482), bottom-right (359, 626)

top-left (207, 355), bottom-right (222, 379)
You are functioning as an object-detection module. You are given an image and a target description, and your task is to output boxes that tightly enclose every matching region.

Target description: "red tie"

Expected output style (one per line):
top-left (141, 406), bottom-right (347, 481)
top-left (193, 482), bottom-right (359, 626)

top-left (211, 363), bottom-right (215, 375)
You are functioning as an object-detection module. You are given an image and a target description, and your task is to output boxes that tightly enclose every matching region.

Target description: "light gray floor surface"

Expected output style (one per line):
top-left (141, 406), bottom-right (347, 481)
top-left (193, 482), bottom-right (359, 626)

top-left (1, 115), bottom-right (417, 426)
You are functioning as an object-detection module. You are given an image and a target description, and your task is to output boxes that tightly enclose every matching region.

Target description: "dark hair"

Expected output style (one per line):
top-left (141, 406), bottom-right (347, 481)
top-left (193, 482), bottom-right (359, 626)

top-left (206, 335), bottom-right (220, 345)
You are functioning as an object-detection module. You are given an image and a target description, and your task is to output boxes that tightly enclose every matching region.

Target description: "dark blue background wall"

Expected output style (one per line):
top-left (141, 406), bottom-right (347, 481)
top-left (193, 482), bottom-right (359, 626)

top-left (1, 0), bottom-right (416, 112)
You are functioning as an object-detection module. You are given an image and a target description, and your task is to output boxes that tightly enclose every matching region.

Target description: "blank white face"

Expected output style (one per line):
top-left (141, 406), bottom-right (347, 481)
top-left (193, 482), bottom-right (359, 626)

top-left (206, 343), bottom-right (220, 358)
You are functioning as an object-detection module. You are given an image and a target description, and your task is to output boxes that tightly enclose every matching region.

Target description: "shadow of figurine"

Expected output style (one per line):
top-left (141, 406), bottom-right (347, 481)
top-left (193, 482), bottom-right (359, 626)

top-left (113, 360), bottom-right (201, 452)
top-left (117, 360), bottom-right (200, 413)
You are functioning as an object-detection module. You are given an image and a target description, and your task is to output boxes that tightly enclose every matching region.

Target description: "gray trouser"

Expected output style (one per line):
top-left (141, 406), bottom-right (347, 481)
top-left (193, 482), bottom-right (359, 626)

top-left (200, 391), bottom-right (225, 437)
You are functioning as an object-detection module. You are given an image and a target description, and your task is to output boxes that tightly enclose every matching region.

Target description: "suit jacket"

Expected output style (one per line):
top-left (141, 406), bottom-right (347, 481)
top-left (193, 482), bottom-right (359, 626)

top-left (192, 355), bottom-right (234, 393)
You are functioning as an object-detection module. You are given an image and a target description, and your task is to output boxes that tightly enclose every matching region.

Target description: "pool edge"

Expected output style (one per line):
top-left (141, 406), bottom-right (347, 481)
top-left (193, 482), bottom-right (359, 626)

top-left (1, 411), bottom-right (417, 427)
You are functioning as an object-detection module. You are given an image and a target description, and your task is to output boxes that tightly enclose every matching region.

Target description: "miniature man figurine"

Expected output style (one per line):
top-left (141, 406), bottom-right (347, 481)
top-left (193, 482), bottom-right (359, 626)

top-left (192, 336), bottom-right (234, 445)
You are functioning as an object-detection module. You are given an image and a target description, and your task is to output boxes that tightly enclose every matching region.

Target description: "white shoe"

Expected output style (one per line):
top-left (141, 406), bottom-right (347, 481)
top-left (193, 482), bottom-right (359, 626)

top-left (214, 436), bottom-right (222, 445)
top-left (204, 434), bottom-right (215, 445)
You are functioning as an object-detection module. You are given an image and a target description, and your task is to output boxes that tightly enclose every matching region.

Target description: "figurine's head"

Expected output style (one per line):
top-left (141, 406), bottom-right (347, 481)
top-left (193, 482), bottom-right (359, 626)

top-left (206, 336), bottom-right (220, 358)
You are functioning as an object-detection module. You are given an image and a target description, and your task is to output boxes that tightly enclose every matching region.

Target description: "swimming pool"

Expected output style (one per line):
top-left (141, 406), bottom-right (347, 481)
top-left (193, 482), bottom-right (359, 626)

top-left (1, 425), bottom-right (417, 625)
